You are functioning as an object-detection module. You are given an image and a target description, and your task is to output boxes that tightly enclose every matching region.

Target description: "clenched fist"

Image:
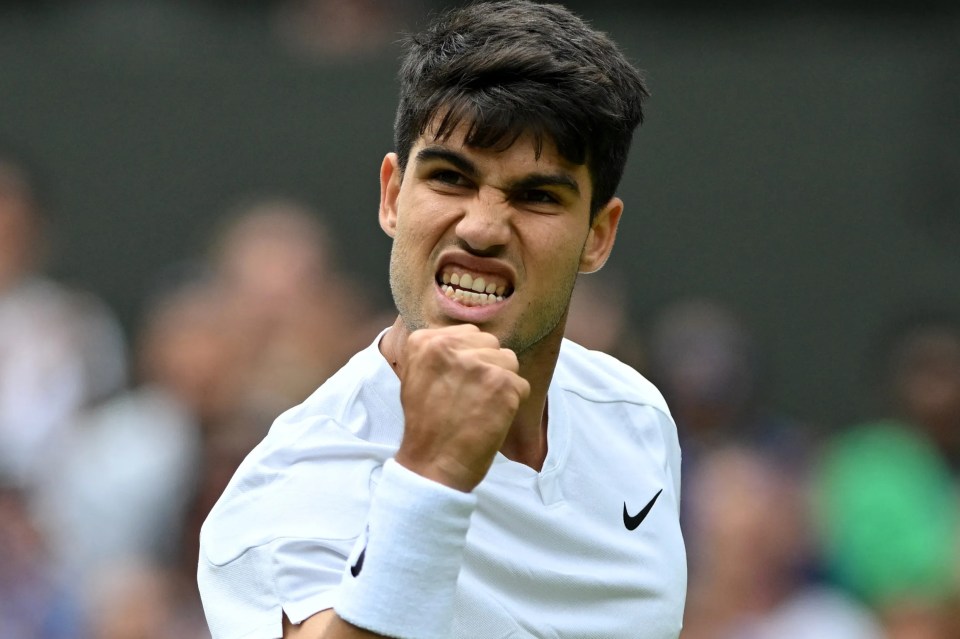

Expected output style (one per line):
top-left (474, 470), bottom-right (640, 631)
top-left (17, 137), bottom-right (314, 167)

top-left (393, 324), bottom-right (531, 492)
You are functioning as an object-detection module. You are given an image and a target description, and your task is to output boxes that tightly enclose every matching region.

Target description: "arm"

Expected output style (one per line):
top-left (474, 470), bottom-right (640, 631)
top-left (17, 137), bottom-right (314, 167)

top-left (288, 325), bottom-right (529, 639)
top-left (283, 610), bottom-right (382, 639)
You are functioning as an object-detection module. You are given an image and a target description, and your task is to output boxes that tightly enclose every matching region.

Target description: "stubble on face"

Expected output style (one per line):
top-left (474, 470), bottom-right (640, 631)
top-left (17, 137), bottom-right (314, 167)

top-left (493, 254), bottom-right (581, 359)
top-left (388, 226), bottom-right (585, 361)
top-left (388, 227), bottom-right (433, 335)
top-left (384, 128), bottom-right (594, 362)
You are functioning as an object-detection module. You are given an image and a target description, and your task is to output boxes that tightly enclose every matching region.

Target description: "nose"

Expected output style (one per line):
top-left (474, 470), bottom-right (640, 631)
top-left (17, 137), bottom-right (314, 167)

top-left (455, 187), bottom-right (511, 254)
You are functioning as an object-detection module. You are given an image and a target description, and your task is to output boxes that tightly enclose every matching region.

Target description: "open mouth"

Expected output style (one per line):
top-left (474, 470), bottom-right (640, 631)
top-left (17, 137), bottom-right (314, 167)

top-left (436, 267), bottom-right (513, 307)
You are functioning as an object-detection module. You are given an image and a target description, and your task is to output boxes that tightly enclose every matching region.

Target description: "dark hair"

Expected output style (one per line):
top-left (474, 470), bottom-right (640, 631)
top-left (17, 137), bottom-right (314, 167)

top-left (394, 0), bottom-right (649, 217)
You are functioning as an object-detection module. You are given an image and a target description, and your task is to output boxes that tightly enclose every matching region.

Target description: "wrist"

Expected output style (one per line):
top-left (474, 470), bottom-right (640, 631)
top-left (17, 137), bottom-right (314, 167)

top-left (392, 451), bottom-right (481, 494)
top-left (334, 458), bottom-right (477, 639)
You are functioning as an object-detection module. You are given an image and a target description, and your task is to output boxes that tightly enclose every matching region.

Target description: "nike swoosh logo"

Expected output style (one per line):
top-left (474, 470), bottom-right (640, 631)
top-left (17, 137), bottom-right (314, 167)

top-left (350, 544), bottom-right (366, 577)
top-left (623, 488), bottom-right (663, 531)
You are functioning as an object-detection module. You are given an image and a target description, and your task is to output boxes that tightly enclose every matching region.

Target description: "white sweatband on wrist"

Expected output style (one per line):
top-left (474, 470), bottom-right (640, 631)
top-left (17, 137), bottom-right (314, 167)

top-left (334, 458), bottom-right (477, 639)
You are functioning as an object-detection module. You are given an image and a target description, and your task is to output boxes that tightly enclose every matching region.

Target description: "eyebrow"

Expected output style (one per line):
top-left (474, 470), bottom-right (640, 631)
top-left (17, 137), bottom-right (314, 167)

top-left (414, 146), bottom-right (582, 197)
top-left (415, 147), bottom-right (479, 179)
top-left (507, 173), bottom-right (581, 197)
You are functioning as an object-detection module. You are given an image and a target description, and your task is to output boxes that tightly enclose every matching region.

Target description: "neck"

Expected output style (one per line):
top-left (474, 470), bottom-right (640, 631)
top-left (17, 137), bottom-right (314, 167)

top-left (498, 401), bottom-right (549, 470)
top-left (500, 328), bottom-right (563, 471)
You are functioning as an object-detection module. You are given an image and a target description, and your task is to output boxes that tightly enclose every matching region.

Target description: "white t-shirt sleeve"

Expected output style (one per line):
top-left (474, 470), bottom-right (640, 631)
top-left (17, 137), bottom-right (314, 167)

top-left (198, 534), bottom-right (353, 639)
top-left (657, 407), bottom-right (683, 510)
top-left (197, 415), bottom-right (389, 639)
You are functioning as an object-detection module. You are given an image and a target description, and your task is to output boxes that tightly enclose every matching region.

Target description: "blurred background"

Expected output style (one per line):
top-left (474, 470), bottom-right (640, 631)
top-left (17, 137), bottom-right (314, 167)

top-left (1, 0), bottom-right (958, 637)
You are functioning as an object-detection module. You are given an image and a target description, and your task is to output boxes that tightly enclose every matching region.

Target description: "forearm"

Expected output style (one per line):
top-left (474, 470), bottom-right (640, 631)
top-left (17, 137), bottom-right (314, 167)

top-left (284, 610), bottom-right (385, 639)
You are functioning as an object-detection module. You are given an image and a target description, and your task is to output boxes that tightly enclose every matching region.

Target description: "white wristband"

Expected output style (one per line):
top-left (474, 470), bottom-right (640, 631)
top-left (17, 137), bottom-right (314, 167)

top-left (334, 458), bottom-right (477, 639)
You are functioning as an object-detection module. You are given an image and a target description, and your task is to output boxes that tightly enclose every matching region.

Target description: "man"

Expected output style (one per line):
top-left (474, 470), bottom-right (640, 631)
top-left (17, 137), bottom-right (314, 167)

top-left (198, 2), bottom-right (687, 638)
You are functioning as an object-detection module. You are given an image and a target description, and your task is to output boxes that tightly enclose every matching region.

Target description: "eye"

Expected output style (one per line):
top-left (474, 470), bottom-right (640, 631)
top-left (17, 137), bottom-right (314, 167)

top-left (517, 189), bottom-right (560, 205)
top-left (429, 169), bottom-right (471, 187)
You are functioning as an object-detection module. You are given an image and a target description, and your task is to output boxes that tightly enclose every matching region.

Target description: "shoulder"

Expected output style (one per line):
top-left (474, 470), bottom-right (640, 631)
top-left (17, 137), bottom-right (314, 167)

top-left (554, 338), bottom-right (671, 417)
top-left (277, 330), bottom-right (402, 441)
top-left (551, 340), bottom-right (685, 538)
top-left (200, 334), bottom-right (400, 565)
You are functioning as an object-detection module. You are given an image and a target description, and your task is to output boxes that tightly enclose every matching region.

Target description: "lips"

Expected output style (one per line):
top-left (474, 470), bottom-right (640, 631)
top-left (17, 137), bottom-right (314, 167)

top-left (436, 266), bottom-right (513, 307)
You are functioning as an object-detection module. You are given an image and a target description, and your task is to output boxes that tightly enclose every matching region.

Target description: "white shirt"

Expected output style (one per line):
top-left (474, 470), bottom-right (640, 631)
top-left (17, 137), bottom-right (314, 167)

top-left (0, 277), bottom-right (127, 485)
top-left (198, 334), bottom-right (686, 639)
top-left (35, 385), bottom-right (201, 583)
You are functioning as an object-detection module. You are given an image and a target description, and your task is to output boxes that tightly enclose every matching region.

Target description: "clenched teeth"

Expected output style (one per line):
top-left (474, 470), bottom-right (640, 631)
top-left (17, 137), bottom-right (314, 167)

top-left (440, 269), bottom-right (508, 297)
top-left (439, 267), bottom-right (509, 307)
top-left (441, 284), bottom-right (505, 306)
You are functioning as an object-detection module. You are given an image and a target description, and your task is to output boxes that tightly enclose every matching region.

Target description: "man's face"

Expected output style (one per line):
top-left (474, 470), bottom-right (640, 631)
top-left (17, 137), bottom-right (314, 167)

top-left (378, 123), bottom-right (621, 358)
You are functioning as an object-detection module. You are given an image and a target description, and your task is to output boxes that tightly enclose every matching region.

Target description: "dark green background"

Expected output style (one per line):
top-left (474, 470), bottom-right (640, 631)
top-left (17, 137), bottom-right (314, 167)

top-left (2, 1), bottom-right (958, 430)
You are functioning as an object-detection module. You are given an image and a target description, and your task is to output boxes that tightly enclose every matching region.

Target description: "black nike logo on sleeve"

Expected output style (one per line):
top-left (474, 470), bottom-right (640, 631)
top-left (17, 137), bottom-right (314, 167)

top-left (623, 488), bottom-right (663, 531)
top-left (350, 526), bottom-right (369, 578)
top-left (350, 544), bottom-right (366, 577)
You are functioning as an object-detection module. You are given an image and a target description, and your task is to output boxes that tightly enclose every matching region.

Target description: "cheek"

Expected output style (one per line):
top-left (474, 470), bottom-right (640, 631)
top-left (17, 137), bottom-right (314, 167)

top-left (395, 195), bottom-right (459, 248)
top-left (392, 217), bottom-right (435, 258)
top-left (527, 225), bottom-right (589, 273)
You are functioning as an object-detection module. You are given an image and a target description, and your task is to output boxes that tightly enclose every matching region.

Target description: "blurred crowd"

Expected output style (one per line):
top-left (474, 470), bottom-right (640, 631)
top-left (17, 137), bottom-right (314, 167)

top-left (566, 283), bottom-right (960, 638)
top-left (0, 147), bottom-right (391, 639)
top-left (2, 139), bottom-right (960, 639)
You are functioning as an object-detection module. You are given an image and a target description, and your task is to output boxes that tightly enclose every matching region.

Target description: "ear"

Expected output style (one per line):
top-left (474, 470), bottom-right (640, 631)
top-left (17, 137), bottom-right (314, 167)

top-left (579, 197), bottom-right (623, 273)
top-left (379, 152), bottom-right (402, 238)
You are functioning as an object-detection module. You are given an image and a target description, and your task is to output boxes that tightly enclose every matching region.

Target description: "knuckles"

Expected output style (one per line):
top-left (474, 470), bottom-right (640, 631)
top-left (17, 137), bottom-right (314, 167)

top-left (402, 326), bottom-right (526, 406)
top-left (397, 326), bottom-right (529, 491)
top-left (407, 326), bottom-right (503, 365)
